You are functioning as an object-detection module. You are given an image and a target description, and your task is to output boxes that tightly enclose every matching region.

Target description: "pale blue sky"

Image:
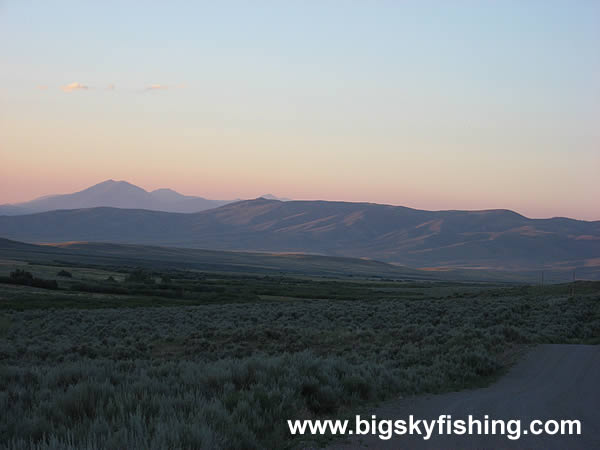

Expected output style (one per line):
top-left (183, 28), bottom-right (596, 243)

top-left (1, 1), bottom-right (599, 219)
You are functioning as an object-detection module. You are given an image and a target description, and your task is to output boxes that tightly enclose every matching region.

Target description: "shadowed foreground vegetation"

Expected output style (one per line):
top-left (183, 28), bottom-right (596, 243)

top-left (0, 263), bottom-right (599, 449)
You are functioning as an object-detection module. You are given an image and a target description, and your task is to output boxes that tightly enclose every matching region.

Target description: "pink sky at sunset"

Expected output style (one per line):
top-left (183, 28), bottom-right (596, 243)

top-left (1, 2), bottom-right (599, 221)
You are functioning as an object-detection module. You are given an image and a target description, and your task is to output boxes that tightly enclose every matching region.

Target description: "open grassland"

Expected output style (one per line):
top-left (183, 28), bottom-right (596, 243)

top-left (1, 262), bottom-right (598, 449)
top-left (3, 237), bottom-right (592, 283)
top-left (0, 260), bottom-right (504, 310)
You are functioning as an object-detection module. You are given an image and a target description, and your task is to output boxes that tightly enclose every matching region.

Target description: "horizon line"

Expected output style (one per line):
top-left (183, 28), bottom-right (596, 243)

top-left (1, 178), bottom-right (598, 223)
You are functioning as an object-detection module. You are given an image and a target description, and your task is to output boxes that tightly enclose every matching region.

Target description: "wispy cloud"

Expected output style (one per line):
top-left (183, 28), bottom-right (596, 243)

top-left (36, 85), bottom-right (48, 90)
top-left (145, 84), bottom-right (168, 91)
top-left (49, 82), bottom-right (179, 93)
top-left (61, 82), bottom-right (89, 92)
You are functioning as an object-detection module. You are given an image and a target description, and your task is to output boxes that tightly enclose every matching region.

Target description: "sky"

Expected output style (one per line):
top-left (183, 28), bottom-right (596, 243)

top-left (1, 1), bottom-right (599, 220)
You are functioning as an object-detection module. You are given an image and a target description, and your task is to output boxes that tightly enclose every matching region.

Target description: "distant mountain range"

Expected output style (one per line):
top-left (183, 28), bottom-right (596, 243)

top-left (0, 180), bottom-right (292, 215)
top-left (0, 197), bottom-right (598, 272)
top-left (0, 180), bottom-right (233, 215)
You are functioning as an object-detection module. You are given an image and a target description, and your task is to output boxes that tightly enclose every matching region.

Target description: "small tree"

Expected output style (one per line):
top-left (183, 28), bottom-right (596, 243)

top-left (125, 269), bottom-right (155, 284)
top-left (9, 269), bottom-right (34, 283)
top-left (8, 269), bottom-right (57, 289)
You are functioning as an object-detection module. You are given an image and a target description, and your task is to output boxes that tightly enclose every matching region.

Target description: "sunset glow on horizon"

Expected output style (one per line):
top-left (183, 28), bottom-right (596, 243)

top-left (1, 1), bottom-right (599, 220)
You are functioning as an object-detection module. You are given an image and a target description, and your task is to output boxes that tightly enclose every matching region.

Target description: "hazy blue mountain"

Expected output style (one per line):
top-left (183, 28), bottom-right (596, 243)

top-left (0, 180), bottom-right (231, 215)
top-left (0, 198), bottom-right (598, 271)
top-left (260, 194), bottom-right (291, 201)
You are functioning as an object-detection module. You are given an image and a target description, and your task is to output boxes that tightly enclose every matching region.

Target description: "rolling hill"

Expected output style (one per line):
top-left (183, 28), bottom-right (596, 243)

top-left (0, 180), bottom-right (231, 215)
top-left (1, 198), bottom-right (599, 273)
top-left (0, 237), bottom-right (431, 279)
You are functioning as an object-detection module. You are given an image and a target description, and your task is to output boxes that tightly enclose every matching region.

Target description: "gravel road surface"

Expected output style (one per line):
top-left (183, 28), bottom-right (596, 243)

top-left (330, 344), bottom-right (599, 449)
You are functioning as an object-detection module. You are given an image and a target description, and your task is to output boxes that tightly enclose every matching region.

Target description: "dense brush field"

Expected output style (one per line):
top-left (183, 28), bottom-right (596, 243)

top-left (0, 263), bottom-right (599, 449)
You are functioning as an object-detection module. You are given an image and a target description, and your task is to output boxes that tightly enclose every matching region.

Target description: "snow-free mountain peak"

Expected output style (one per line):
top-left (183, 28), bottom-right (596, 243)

top-left (0, 180), bottom-right (231, 215)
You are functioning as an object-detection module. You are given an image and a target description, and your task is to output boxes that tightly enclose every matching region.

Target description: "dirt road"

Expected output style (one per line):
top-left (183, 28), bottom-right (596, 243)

top-left (330, 344), bottom-right (599, 449)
